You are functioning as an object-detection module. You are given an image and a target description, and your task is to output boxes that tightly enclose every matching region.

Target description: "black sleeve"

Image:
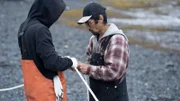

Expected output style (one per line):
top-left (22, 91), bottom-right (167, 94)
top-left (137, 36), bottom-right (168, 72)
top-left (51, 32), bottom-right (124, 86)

top-left (35, 27), bottom-right (73, 71)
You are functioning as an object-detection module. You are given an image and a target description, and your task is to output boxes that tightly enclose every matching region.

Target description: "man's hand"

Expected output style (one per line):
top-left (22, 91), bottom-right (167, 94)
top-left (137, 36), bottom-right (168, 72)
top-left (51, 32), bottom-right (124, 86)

top-left (70, 61), bottom-right (81, 71)
top-left (77, 62), bottom-right (89, 74)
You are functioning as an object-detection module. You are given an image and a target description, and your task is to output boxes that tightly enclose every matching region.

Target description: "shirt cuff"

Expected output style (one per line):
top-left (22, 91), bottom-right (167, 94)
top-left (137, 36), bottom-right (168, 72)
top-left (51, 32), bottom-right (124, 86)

top-left (87, 65), bottom-right (91, 75)
top-left (87, 65), bottom-right (93, 75)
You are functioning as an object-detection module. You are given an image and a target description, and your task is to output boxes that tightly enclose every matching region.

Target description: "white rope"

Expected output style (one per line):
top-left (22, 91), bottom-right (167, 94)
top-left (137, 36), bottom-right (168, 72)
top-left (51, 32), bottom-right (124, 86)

top-left (0, 67), bottom-right (98, 101)
top-left (74, 67), bottom-right (99, 101)
top-left (0, 84), bottom-right (24, 92)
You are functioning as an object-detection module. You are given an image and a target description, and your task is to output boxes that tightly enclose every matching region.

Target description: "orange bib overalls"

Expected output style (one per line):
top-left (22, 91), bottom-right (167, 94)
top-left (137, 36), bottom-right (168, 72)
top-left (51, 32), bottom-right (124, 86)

top-left (22, 60), bottom-right (67, 101)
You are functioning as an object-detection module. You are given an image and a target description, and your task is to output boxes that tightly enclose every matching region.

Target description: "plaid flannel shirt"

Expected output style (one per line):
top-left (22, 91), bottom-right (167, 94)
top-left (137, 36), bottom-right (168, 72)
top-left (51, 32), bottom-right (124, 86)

top-left (86, 34), bottom-right (129, 81)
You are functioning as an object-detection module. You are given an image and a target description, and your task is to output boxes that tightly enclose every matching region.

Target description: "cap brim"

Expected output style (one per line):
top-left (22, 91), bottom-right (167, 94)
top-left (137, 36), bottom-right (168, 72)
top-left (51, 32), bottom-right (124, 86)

top-left (77, 15), bottom-right (92, 24)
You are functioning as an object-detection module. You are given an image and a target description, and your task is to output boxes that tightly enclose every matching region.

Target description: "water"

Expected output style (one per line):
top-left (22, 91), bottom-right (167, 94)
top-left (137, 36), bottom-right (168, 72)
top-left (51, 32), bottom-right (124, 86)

top-left (0, 0), bottom-right (180, 101)
top-left (63, 0), bottom-right (180, 52)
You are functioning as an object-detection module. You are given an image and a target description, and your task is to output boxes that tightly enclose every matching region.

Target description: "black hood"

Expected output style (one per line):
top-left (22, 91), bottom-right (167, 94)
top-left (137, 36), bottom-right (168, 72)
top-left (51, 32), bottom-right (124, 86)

top-left (27, 0), bottom-right (66, 27)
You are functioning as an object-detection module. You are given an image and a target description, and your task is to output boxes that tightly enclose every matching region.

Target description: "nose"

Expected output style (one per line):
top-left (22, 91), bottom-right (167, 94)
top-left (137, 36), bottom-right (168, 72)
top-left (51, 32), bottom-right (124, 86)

top-left (85, 24), bottom-right (90, 29)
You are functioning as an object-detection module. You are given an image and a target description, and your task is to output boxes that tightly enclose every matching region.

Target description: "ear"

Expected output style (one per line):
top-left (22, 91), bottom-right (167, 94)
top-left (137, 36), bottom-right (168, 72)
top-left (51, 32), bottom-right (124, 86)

top-left (99, 14), bottom-right (104, 23)
top-left (89, 19), bottom-right (94, 25)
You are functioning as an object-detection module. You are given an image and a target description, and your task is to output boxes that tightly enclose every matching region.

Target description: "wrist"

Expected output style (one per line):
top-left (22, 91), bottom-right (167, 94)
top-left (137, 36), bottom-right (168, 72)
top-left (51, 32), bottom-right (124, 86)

top-left (86, 65), bottom-right (91, 75)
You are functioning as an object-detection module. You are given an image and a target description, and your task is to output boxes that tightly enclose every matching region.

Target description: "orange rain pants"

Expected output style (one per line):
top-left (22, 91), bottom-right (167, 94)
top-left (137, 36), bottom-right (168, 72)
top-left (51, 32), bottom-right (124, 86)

top-left (22, 60), bottom-right (67, 101)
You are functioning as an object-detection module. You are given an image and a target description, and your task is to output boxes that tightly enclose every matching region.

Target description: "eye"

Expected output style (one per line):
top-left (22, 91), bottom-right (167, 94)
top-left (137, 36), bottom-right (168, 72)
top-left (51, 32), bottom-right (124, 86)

top-left (85, 22), bottom-right (90, 27)
top-left (85, 21), bottom-right (92, 27)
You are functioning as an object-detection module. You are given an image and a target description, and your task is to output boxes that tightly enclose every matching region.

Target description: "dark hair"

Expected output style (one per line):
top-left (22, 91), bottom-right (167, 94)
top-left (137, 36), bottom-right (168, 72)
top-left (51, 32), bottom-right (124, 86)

top-left (90, 13), bottom-right (107, 24)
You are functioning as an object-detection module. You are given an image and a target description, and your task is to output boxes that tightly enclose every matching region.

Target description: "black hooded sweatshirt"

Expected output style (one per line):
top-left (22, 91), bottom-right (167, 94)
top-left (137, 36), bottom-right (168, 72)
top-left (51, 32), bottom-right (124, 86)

top-left (18, 0), bottom-right (73, 80)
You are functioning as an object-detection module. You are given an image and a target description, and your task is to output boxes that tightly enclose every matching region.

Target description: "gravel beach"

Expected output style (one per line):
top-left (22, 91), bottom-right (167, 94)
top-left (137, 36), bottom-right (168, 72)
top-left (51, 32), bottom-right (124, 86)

top-left (0, 0), bottom-right (180, 101)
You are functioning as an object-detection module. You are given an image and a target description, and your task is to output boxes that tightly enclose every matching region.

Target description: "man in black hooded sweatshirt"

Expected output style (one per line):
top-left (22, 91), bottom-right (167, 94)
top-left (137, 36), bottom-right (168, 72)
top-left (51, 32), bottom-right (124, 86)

top-left (18, 0), bottom-right (77, 101)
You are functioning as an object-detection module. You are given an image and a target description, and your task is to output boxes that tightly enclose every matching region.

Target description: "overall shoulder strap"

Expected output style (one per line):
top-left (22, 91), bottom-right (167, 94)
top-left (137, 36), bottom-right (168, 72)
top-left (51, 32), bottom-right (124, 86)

top-left (18, 19), bottom-right (31, 58)
top-left (18, 19), bottom-right (44, 59)
top-left (100, 34), bottom-right (115, 54)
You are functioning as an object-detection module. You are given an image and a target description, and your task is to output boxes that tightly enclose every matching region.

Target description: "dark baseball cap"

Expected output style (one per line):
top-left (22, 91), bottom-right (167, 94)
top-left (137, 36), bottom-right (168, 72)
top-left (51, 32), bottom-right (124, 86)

top-left (77, 2), bottom-right (106, 24)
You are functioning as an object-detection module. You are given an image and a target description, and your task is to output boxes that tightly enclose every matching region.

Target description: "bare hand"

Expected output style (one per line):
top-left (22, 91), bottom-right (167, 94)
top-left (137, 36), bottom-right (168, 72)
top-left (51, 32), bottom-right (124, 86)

top-left (70, 61), bottom-right (81, 72)
top-left (77, 62), bottom-right (89, 74)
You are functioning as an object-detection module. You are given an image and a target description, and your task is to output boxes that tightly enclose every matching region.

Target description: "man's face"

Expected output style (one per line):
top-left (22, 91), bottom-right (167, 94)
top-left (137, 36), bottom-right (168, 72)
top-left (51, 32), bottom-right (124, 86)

top-left (85, 19), bottom-right (101, 35)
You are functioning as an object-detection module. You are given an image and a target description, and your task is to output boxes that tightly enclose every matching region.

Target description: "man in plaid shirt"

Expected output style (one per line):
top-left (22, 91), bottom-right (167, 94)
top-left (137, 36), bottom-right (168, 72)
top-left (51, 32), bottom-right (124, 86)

top-left (77, 2), bottom-right (129, 101)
